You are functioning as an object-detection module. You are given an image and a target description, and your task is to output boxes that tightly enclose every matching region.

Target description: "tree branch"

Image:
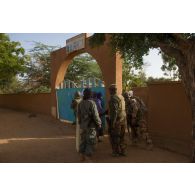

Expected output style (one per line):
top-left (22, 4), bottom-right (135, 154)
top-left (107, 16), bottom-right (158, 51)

top-left (153, 41), bottom-right (185, 67)
top-left (171, 33), bottom-right (190, 51)
top-left (188, 34), bottom-right (195, 44)
top-left (171, 33), bottom-right (185, 41)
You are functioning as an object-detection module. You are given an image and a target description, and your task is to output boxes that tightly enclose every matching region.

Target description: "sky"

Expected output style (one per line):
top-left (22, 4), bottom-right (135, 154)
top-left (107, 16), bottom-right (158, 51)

top-left (8, 33), bottom-right (165, 78)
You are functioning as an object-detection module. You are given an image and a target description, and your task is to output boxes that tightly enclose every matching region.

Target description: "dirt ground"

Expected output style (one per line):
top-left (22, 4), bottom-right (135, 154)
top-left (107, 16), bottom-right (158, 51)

top-left (0, 108), bottom-right (191, 163)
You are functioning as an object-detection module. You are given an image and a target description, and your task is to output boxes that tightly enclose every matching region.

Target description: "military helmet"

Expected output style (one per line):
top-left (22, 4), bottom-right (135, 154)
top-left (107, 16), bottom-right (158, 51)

top-left (92, 91), bottom-right (97, 98)
top-left (129, 90), bottom-right (133, 97)
top-left (83, 88), bottom-right (92, 100)
top-left (74, 91), bottom-right (81, 98)
top-left (123, 91), bottom-right (129, 98)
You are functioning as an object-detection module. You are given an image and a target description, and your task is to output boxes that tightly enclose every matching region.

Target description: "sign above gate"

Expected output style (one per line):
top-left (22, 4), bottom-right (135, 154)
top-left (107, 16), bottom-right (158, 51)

top-left (66, 33), bottom-right (86, 54)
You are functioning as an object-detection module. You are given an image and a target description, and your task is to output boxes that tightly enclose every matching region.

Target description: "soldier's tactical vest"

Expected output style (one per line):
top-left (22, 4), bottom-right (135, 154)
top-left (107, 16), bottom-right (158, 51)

top-left (112, 94), bottom-right (126, 120)
top-left (134, 96), bottom-right (147, 114)
top-left (127, 98), bottom-right (137, 115)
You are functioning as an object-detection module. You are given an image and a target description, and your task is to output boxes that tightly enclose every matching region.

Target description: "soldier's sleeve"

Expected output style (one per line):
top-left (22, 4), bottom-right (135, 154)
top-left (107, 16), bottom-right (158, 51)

top-left (132, 100), bottom-right (139, 118)
top-left (71, 99), bottom-right (76, 109)
top-left (91, 102), bottom-right (102, 127)
top-left (110, 98), bottom-right (119, 127)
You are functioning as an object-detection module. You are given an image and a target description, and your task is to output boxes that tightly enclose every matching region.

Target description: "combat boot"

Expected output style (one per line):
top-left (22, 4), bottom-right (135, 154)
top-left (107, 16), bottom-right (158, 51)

top-left (112, 152), bottom-right (120, 157)
top-left (79, 153), bottom-right (86, 162)
top-left (131, 138), bottom-right (138, 146)
top-left (119, 151), bottom-right (127, 156)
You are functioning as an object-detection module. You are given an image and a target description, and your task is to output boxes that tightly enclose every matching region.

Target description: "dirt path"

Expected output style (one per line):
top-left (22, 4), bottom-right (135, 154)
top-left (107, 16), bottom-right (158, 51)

top-left (0, 108), bottom-right (190, 163)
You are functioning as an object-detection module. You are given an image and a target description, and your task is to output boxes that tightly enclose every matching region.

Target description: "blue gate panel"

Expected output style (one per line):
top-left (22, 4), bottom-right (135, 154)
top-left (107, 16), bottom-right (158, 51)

top-left (56, 87), bottom-right (106, 123)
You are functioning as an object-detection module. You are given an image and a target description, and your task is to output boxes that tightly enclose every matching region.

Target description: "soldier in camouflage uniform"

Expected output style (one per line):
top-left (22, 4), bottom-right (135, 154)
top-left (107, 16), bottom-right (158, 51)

top-left (131, 92), bottom-right (152, 147)
top-left (125, 90), bottom-right (153, 148)
top-left (71, 91), bottom-right (82, 125)
top-left (124, 91), bottom-right (139, 143)
top-left (108, 84), bottom-right (127, 157)
top-left (78, 88), bottom-right (102, 161)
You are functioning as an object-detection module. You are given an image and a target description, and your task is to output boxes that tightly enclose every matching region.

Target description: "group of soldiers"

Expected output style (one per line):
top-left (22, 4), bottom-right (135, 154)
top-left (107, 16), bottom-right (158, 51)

top-left (71, 84), bottom-right (152, 162)
top-left (123, 90), bottom-right (152, 147)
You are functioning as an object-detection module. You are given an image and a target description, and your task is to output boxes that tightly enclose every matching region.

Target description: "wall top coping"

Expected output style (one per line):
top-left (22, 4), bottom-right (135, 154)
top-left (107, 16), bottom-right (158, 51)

top-left (147, 81), bottom-right (182, 86)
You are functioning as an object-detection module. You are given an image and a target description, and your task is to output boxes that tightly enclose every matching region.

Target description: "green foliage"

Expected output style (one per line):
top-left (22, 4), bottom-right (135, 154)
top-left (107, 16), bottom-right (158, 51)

top-left (0, 77), bottom-right (25, 94)
top-left (161, 53), bottom-right (180, 80)
top-left (147, 76), bottom-right (172, 83)
top-left (90, 33), bottom-right (194, 67)
top-left (122, 56), bottom-right (146, 92)
top-left (89, 34), bottom-right (106, 48)
top-left (90, 33), bottom-right (194, 86)
top-left (25, 45), bottom-right (102, 92)
top-left (24, 42), bottom-right (59, 93)
top-left (65, 53), bottom-right (102, 84)
top-left (130, 71), bottom-right (147, 88)
top-left (0, 33), bottom-right (27, 91)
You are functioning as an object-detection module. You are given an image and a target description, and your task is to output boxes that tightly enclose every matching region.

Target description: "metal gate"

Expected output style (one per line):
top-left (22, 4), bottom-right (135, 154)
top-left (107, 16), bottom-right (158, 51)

top-left (56, 78), bottom-right (106, 122)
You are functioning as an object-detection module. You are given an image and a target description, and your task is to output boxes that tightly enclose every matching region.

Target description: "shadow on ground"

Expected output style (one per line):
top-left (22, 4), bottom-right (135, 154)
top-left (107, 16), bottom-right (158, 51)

top-left (0, 108), bottom-right (191, 163)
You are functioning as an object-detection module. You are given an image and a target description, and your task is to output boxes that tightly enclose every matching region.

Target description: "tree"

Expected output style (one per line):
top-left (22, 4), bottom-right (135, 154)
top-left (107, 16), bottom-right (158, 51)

top-left (89, 33), bottom-right (195, 160)
top-left (122, 57), bottom-right (147, 91)
top-left (25, 45), bottom-right (102, 92)
top-left (147, 76), bottom-right (172, 83)
top-left (161, 53), bottom-right (180, 80)
top-left (0, 33), bottom-right (26, 92)
top-left (24, 42), bottom-right (59, 93)
top-left (0, 77), bottom-right (25, 94)
top-left (65, 53), bottom-right (102, 84)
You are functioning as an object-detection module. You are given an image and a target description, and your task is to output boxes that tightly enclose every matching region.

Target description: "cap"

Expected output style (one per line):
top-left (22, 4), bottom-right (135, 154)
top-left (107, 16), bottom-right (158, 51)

top-left (74, 91), bottom-right (81, 98)
top-left (83, 88), bottom-right (92, 99)
top-left (129, 90), bottom-right (133, 97)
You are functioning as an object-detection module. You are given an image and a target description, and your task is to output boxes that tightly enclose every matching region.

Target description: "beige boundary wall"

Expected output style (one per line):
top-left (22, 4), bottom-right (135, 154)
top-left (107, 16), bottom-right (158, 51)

top-left (0, 82), bottom-right (192, 156)
top-left (133, 81), bottom-right (192, 156)
top-left (0, 93), bottom-right (51, 115)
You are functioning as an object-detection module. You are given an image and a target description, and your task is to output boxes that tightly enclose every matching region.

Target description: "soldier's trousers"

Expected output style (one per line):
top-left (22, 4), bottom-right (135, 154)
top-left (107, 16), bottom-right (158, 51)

top-left (131, 126), bottom-right (139, 140)
top-left (110, 120), bottom-right (127, 154)
top-left (79, 128), bottom-right (96, 156)
top-left (127, 116), bottom-right (139, 140)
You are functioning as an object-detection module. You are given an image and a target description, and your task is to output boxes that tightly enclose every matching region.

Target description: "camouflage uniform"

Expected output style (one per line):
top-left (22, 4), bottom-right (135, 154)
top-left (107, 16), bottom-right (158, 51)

top-left (125, 91), bottom-right (152, 147)
top-left (78, 98), bottom-right (101, 157)
top-left (71, 91), bottom-right (82, 123)
top-left (109, 84), bottom-right (127, 156)
top-left (125, 95), bottom-right (139, 142)
top-left (134, 96), bottom-right (152, 146)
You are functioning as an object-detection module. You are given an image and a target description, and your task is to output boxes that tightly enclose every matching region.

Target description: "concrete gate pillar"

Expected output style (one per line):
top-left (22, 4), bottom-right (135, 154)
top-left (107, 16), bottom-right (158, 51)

top-left (50, 34), bottom-right (123, 118)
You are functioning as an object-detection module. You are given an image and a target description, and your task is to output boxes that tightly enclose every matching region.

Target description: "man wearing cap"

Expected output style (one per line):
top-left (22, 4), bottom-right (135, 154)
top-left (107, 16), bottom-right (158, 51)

top-left (125, 91), bottom-right (152, 147)
top-left (108, 84), bottom-right (127, 156)
top-left (78, 88), bottom-right (102, 161)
